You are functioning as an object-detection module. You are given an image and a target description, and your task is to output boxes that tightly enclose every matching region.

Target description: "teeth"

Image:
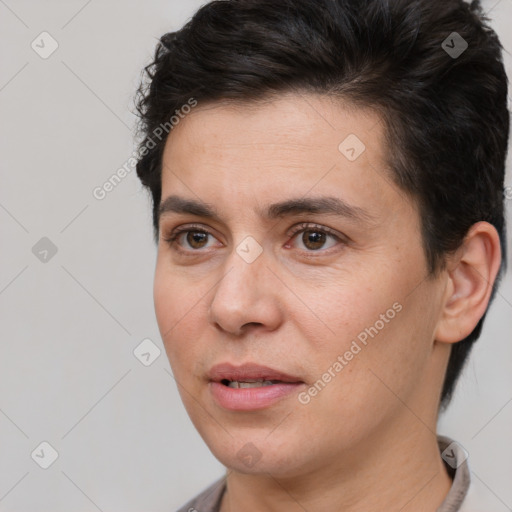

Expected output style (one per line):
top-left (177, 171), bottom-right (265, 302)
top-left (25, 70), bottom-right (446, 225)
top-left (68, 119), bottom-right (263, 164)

top-left (227, 380), bottom-right (278, 388)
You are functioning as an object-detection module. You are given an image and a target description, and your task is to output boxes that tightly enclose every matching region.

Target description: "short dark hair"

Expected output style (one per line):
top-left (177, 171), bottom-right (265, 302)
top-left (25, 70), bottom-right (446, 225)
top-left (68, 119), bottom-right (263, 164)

top-left (134, 0), bottom-right (509, 410)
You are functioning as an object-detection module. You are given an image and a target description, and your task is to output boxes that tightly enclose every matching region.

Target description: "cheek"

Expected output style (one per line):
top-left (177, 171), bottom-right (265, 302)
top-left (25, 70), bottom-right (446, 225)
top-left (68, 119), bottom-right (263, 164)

top-left (292, 272), bottom-right (396, 355)
top-left (153, 265), bottom-right (206, 370)
top-left (323, 285), bottom-right (438, 413)
top-left (295, 267), bottom-right (432, 397)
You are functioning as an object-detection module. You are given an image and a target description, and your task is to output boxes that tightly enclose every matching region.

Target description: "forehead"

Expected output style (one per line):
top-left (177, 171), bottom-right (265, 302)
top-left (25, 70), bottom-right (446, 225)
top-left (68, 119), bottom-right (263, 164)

top-left (164, 92), bottom-right (382, 161)
top-left (159, 92), bottom-right (414, 224)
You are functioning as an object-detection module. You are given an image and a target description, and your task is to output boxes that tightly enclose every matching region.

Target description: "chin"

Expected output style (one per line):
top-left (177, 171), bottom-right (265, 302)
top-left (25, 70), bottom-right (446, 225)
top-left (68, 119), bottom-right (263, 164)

top-left (203, 433), bottom-right (306, 478)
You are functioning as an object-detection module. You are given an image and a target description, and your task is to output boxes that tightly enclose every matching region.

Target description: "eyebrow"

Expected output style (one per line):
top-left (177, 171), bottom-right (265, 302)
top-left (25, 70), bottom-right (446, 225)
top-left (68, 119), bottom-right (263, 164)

top-left (158, 195), bottom-right (375, 225)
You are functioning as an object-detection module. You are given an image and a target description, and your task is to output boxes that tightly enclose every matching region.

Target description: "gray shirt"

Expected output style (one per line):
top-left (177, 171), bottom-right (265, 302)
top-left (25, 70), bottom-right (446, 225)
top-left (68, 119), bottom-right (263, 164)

top-left (176, 435), bottom-right (472, 512)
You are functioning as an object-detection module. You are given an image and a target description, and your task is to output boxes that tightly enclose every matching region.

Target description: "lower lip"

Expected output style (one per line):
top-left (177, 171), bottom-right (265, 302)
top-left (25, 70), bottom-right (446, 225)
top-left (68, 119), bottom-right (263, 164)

top-left (209, 381), bottom-right (304, 411)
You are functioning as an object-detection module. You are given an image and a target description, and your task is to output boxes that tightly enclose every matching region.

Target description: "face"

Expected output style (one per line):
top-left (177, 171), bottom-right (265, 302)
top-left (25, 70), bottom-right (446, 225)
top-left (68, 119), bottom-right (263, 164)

top-left (154, 92), bottom-right (448, 478)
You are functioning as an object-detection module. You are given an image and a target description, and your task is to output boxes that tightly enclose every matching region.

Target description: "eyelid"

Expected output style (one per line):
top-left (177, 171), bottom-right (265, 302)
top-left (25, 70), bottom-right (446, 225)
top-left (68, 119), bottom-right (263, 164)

top-left (285, 222), bottom-right (348, 254)
top-left (286, 222), bottom-right (345, 241)
top-left (163, 223), bottom-right (220, 248)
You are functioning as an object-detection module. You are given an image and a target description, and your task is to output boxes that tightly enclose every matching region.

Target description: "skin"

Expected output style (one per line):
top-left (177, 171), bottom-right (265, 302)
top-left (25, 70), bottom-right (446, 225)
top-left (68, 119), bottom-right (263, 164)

top-left (153, 92), bottom-right (501, 512)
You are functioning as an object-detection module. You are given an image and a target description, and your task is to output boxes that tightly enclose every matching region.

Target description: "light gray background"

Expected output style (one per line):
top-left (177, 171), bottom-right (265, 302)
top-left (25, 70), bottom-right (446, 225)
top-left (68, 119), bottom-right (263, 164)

top-left (0, 1), bottom-right (511, 511)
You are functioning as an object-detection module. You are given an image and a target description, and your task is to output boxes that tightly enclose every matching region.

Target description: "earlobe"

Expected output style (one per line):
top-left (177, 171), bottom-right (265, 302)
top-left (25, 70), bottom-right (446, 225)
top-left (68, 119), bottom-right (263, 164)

top-left (435, 222), bottom-right (502, 344)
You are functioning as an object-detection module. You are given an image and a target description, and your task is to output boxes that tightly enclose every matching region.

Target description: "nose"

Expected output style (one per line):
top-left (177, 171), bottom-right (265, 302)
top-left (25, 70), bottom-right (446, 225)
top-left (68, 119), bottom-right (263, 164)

top-left (208, 244), bottom-right (283, 336)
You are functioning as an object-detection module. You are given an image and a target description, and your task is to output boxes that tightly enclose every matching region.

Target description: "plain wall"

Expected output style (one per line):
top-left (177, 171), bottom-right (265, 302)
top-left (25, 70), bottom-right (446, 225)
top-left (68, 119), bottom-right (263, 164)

top-left (0, 0), bottom-right (510, 510)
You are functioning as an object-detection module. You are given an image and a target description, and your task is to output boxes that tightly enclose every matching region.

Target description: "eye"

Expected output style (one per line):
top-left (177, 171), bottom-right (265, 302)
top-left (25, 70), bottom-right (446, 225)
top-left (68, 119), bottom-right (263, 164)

top-left (287, 223), bottom-right (345, 252)
top-left (163, 224), bottom-right (219, 252)
top-left (162, 222), bottom-right (346, 255)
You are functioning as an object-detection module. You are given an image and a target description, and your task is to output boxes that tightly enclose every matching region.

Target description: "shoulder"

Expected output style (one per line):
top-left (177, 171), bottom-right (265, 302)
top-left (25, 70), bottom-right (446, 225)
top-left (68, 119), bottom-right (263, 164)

top-left (175, 477), bottom-right (227, 512)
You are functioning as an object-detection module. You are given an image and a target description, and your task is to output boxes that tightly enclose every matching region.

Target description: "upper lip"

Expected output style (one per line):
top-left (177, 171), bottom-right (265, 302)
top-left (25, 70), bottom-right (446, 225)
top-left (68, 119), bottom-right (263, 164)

top-left (208, 362), bottom-right (304, 383)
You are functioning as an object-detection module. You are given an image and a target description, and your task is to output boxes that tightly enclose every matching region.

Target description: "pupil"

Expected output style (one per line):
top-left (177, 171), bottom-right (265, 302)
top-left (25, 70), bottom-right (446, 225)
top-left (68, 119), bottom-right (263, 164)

top-left (187, 231), bottom-right (207, 248)
top-left (303, 230), bottom-right (325, 250)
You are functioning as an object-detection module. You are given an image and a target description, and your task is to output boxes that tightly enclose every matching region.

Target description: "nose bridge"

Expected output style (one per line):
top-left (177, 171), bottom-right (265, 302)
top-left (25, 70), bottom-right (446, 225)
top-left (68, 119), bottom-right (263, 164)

top-left (208, 235), bottom-right (281, 334)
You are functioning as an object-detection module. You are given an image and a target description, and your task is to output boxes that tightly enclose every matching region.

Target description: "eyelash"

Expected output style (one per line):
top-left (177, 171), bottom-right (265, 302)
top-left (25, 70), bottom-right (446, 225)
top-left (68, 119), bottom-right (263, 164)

top-left (163, 222), bottom-right (346, 255)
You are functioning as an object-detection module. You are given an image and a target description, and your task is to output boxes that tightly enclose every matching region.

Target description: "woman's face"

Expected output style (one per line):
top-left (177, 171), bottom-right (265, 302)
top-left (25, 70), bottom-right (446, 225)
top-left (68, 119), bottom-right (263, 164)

top-left (154, 92), bottom-right (448, 477)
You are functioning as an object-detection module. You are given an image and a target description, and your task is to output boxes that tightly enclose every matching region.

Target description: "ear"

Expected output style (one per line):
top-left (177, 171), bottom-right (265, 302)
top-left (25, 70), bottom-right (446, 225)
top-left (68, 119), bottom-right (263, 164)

top-left (435, 222), bottom-right (502, 344)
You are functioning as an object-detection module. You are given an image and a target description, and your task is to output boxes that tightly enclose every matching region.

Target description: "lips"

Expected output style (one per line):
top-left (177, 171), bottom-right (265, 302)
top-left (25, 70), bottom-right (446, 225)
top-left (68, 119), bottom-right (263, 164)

top-left (207, 362), bottom-right (306, 410)
top-left (208, 362), bottom-right (304, 385)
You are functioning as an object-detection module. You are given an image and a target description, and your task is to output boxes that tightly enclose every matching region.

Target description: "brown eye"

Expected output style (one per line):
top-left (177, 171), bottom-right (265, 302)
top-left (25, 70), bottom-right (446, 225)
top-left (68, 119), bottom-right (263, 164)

top-left (301, 230), bottom-right (327, 250)
top-left (288, 224), bottom-right (342, 252)
top-left (163, 225), bottom-right (218, 252)
top-left (185, 231), bottom-right (209, 249)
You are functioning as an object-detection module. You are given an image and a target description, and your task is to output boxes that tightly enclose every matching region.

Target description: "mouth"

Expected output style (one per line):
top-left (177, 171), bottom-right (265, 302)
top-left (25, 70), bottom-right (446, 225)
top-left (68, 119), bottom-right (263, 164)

top-left (208, 362), bottom-right (305, 411)
top-left (220, 379), bottom-right (287, 388)
top-left (208, 361), bottom-right (304, 384)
